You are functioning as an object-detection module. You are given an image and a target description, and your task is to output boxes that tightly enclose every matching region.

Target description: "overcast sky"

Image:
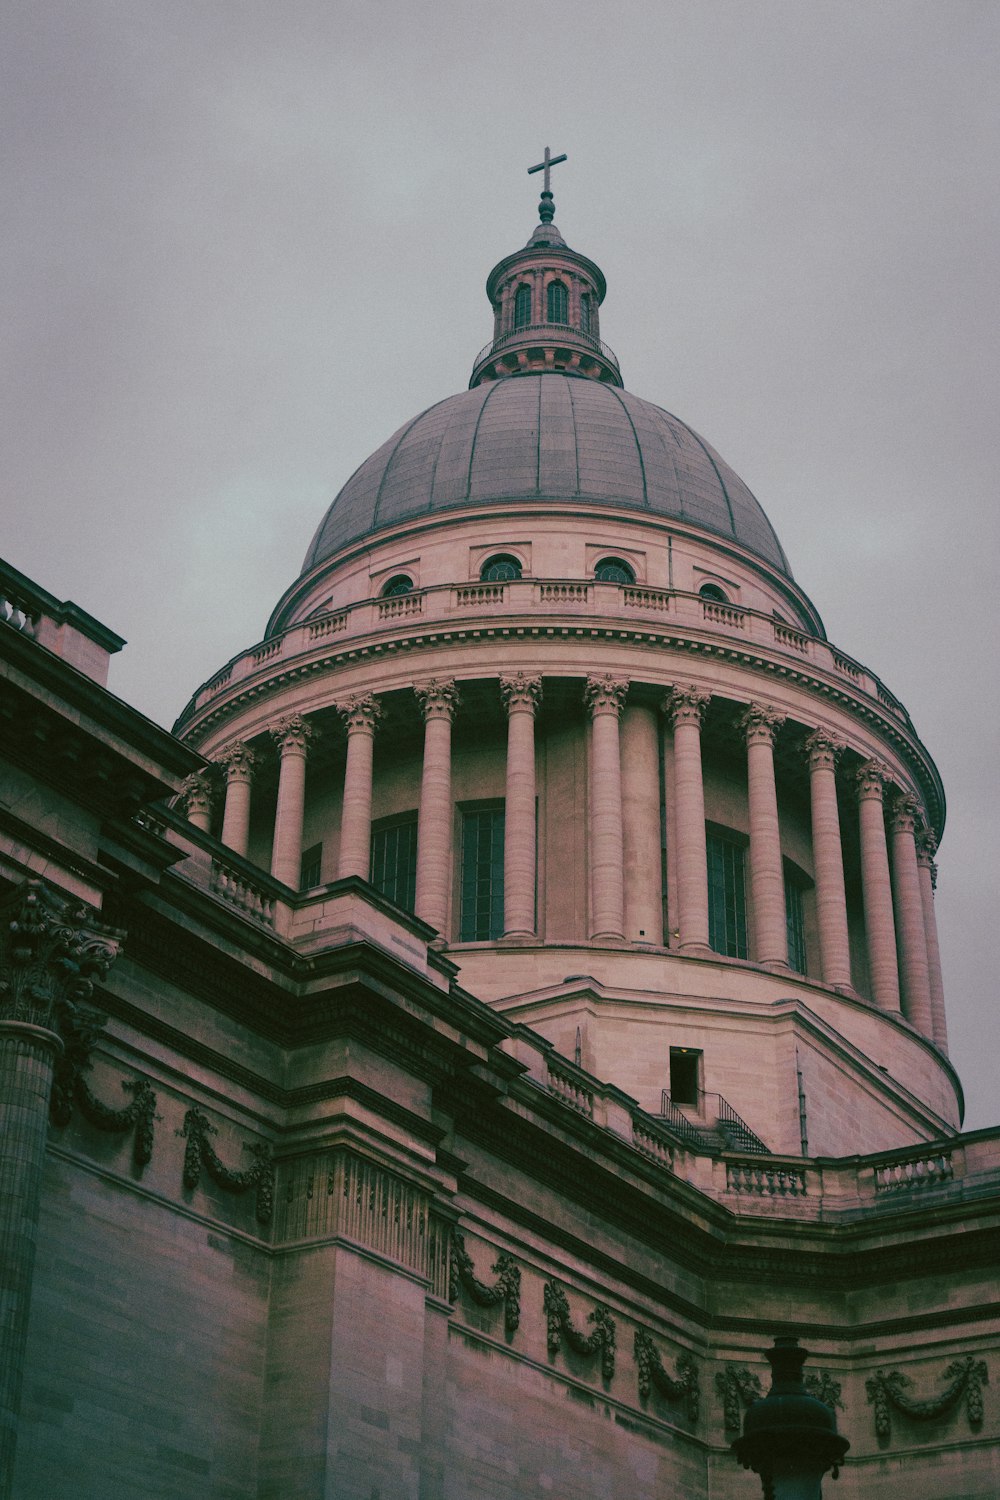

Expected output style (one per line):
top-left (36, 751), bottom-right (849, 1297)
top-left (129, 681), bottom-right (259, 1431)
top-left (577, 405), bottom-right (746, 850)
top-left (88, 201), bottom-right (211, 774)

top-left (4, 1), bottom-right (997, 1129)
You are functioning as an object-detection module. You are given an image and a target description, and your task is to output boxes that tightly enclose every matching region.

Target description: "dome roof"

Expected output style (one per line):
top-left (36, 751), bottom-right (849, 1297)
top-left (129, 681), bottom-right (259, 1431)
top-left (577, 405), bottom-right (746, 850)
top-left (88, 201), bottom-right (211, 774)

top-left (302, 374), bottom-right (791, 578)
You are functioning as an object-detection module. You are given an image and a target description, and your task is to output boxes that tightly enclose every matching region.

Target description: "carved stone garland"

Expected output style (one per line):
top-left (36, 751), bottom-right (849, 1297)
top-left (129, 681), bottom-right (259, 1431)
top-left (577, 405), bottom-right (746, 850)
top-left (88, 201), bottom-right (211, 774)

top-left (50, 1001), bottom-right (158, 1171)
top-left (716, 1365), bottom-right (762, 1432)
top-left (544, 1282), bottom-right (616, 1381)
top-left (448, 1230), bottom-right (521, 1336)
top-left (179, 1107), bottom-right (274, 1225)
top-left (805, 1370), bottom-right (844, 1412)
top-left (866, 1356), bottom-right (988, 1439)
top-left (635, 1329), bottom-right (699, 1421)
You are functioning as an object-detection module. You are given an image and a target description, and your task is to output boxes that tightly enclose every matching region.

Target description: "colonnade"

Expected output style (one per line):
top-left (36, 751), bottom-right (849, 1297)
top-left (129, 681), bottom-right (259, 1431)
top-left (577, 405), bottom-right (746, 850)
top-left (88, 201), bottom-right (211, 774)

top-left (185, 675), bottom-right (947, 1049)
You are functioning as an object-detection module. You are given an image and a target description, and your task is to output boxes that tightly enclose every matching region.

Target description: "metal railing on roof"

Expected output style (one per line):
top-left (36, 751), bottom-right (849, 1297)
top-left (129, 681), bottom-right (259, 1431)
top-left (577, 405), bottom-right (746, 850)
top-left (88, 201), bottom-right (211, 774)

top-left (472, 323), bottom-right (620, 376)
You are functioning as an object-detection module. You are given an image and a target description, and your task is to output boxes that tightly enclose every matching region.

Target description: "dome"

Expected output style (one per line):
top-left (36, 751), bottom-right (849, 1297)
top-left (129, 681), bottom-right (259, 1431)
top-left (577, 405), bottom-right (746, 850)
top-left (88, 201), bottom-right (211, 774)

top-left (301, 374), bottom-right (792, 578)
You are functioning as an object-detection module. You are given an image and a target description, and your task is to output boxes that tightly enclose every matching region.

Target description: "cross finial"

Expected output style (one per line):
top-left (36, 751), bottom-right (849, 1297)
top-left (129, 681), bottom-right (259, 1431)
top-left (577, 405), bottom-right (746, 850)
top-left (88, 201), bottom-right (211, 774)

top-left (528, 145), bottom-right (567, 223)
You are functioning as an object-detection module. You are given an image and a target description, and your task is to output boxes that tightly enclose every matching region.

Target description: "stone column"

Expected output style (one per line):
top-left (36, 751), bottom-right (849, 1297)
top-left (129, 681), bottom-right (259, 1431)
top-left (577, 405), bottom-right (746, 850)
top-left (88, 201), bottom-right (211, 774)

top-left (0, 881), bottom-right (122, 1497)
top-left (180, 770), bottom-right (214, 834)
top-left (414, 680), bottom-right (459, 936)
top-left (217, 742), bottom-right (256, 858)
top-left (739, 703), bottom-right (788, 968)
top-left (335, 694), bottom-right (382, 880)
top-left (804, 730), bottom-right (852, 989)
top-left (916, 830), bottom-right (949, 1051)
top-left (500, 673), bottom-right (542, 938)
top-left (889, 793), bottom-right (934, 1037)
top-left (583, 674), bottom-right (629, 941)
top-left (621, 704), bottom-right (663, 944)
top-left (269, 714), bottom-right (315, 888)
top-left (854, 759), bottom-right (901, 1011)
top-left (663, 686), bottom-right (712, 953)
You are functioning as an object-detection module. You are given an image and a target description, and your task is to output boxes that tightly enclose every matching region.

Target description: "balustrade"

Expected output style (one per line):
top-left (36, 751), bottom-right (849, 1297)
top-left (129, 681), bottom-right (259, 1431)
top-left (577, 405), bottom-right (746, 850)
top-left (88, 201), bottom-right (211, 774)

top-left (209, 858), bottom-right (277, 928)
top-left (546, 1059), bottom-right (595, 1118)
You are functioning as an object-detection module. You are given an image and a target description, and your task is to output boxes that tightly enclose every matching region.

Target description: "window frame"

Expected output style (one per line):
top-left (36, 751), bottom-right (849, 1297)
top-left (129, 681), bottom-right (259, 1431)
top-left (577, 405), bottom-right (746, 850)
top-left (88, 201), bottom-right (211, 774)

top-left (546, 280), bottom-right (569, 325)
top-left (513, 283), bottom-right (532, 329)
top-left (459, 802), bottom-right (506, 942)
top-left (370, 812), bottom-right (419, 913)
top-left (706, 825), bottom-right (749, 960)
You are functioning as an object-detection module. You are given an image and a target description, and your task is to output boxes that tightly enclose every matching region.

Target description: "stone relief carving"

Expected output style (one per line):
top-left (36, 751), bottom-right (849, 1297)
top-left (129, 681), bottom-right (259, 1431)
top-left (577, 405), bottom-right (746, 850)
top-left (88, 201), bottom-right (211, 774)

top-left (499, 672), bottom-right (543, 715)
top-left (179, 1106), bottom-right (274, 1224)
top-left (662, 684), bottom-right (711, 728)
top-left (448, 1230), bottom-right (521, 1336)
top-left (805, 1370), bottom-right (844, 1411)
top-left (544, 1281), bottom-right (616, 1381)
top-left (716, 1364), bottom-right (762, 1432)
top-left (334, 692), bottom-right (382, 735)
top-left (0, 878), bottom-right (123, 1032)
top-left (866, 1356), bottom-right (988, 1439)
top-left (50, 1001), bottom-right (158, 1172)
top-left (414, 678), bottom-right (460, 721)
top-left (635, 1329), bottom-right (699, 1421)
top-left (582, 674), bottom-right (629, 719)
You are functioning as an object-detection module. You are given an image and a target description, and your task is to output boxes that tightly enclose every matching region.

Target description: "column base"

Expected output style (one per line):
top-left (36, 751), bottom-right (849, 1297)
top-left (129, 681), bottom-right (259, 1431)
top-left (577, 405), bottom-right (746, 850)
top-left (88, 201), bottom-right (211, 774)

top-left (678, 941), bottom-right (713, 957)
top-left (499, 932), bottom-right (542, 945)
top-left (589, 930), bottom-right (626, 945)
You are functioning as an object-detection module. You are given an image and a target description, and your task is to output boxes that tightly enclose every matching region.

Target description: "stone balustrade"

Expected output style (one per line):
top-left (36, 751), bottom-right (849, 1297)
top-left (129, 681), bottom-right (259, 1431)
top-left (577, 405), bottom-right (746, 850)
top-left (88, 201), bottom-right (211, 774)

top-left (177, 579), bottom-right (912, 732)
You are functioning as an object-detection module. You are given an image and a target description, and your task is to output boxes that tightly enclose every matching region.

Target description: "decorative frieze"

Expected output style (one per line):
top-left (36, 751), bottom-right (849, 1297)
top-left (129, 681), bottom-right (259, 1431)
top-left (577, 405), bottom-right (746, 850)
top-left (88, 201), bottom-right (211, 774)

top-left (0, 879), bottom-right (123, 1033)
top-left (543, 1281), bottom-right (616, 1380)
top-left (716, 1364), bottom-right (762, 1432)
top-left (180, 1107), bottom-right (274, 1224)
top-left (583, 673), bottom-right (629, 719)
top-left (49, 1001), bottom-right (157, 1171)
top-left (449, 1230), bottom-right (521, 1336)
top-left (635, 1328), bottom-right (699, 1420)
top-left (866, 1356), bottom-right (988, 1439)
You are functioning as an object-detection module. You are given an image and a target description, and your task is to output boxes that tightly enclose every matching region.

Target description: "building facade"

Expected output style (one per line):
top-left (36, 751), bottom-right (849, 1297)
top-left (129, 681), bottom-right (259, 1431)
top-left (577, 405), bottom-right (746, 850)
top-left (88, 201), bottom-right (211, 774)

top-left (1, 190), bottom-right (998, 1498)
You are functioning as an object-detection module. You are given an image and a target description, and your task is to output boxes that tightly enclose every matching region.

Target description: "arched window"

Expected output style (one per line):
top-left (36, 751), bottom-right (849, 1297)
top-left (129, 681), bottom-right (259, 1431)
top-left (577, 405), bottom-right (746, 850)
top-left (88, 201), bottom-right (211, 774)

top-left (381, 574), bottom-right (413, 597)
top-left (513, 284), bottom-right (532, 329)
top-left (580, 292), bottom-right (592, 335)
top-left (594, 557), bottom-right (635, 584)
top-left (699, 582), bottom-right (729, 604)
top-left (547, 280), bottom-right (568, 324)
top-left (480, 554), bottom-right (522, 583)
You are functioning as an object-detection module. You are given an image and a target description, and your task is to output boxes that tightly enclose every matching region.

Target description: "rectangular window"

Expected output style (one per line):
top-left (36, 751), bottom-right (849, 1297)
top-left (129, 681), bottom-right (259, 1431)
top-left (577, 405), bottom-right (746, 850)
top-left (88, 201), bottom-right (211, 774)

top-left (669, 1047), bottom-right (701, 1106)
top-left (460, 805), bottom-right (505, 941)
top-left (706, 829), bottom-right (748, 959)
top-left (785, 870), bottom-right (807, 975)
top-left (370, 815), bottom-right (418, 913)
top-left (300, 842), bottom-right (323, 889)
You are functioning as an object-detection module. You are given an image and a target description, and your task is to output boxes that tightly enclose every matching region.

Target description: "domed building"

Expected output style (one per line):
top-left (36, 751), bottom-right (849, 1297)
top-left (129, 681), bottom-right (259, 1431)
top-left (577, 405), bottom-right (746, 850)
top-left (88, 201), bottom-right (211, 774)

top-left (1, 177), bottom-right (997, 1500)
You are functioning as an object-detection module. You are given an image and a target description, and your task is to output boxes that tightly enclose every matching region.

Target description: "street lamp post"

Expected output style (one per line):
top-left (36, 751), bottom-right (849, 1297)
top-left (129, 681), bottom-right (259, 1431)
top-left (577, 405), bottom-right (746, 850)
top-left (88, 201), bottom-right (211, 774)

top-left (733, 1337), bottom-right (850, 1499)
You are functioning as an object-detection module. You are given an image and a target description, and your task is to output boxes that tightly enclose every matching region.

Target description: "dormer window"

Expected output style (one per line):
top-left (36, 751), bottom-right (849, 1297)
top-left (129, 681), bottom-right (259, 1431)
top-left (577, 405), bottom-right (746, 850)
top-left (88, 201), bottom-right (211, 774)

top-left (514, 284), bottom-right (532, 329)
top-left (699, 583), bottom-right (729, 604)
top-left (381, 574), bottom-right (414, 597)
top-left (547, 280), bottom-right (568, 325)
top-left (481, 554), bottom-right (522, 583)
top-left (594, 557), bottom-right (635, 584)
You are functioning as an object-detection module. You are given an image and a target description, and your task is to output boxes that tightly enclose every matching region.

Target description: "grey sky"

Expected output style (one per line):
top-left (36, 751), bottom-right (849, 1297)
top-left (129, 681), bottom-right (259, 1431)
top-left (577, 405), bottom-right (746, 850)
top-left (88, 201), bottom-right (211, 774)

top-left (4, 2), bottom-right (997, 1127)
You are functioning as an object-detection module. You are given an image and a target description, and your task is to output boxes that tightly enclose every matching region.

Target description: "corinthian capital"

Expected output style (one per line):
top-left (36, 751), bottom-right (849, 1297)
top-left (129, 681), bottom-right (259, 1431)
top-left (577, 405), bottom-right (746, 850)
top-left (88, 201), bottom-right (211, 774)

top-left (500, 672), bottom-right (543, 716)
top-left (583, 674), bottom-right (629, 718)
top-left (414, 678), bottom-right (460, 723)
top-left (662, 685), bottom-right (711, 728)
top-left (216, 740), bottom-right (256, 784)
top-left (916, 827), bottom-right (939, 867)
top-left (738, 702), bottom-right (785, 746)
top-left (803, 727), bottom-right (845, 770)
top-left (0, 879), bottom-right (123, 1032)
top-left (180, 770), bottom-right (215, 816)
top-left (269, 713), bottom-right (316, 755)
top-left (335, 692), bottom-right (382, 736)
top-left (854, 757), bottom-right (892, 802)
top-left (889, 791), bottom-right (922, 835)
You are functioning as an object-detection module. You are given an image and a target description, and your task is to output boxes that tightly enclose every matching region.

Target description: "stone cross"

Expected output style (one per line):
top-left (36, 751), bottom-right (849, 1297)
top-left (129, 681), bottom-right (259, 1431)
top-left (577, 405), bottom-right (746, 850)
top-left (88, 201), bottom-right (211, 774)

top-left (527, 146), bottom-right (567, 195)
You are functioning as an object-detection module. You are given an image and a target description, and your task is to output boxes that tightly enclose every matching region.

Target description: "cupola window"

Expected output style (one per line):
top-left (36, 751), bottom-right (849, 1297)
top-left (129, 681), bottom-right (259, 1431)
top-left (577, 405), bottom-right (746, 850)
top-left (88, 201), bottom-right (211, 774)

top-left (594, 557), bottom-right (635, 585)
top-left (481, 554), bottom-right (522, 582)
top-left (580, 292), bottom-right (592, 335)
top-left (514, 284), bottom-right (532, 329)
top-left (546, 280), bottom-right (568, 325)
top-left (381, 574), bottom-right (414, 597)
top-left (699, 583), bottom-right (729, 604)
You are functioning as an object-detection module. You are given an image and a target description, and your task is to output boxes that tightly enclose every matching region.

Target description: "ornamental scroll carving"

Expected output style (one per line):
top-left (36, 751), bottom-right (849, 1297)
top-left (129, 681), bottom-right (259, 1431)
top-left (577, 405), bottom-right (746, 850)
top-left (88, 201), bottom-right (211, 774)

top-left (635, 1329), bottom-right (699, 1420)
top-left (0, 879), bottom-right (123, 1033)
top-left (544, 1282), bottom-right (616, 1380)
top-left (716, 1364), bottom-right (762, 1432)
top-left (50, 1001), bottom-right (158, 1172)
top-left (448, 1230), bottom-right (521, 1336)
top-left (583, 674), bottom-right (629, 719)
top-left (865, 1356), bottom-right (988, 1439)
top-left (179, 1107), bottom-right (274, 1224)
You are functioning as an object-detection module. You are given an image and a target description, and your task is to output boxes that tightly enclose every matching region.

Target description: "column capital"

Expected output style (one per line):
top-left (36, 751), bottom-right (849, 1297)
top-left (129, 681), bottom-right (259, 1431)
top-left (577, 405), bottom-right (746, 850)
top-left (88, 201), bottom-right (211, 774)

top-left (216, 740), bottom-right (256, 784)
top-left (584, 674), bottom-right (629, 718)
top-left (414, 678), bottom-right (460, 723)
top-left (916, 827), bottom-right (939, 867)
top-left (889, 790), bottom-right (922, 834)
top-left (500, 672), bottom-right (543, 716)
top-left (854, 757), bottom-right (893, 802)
top-left (738, 702), bottom-right (785, 746)
top-left (335, 692), bottom-right (382, 736)
top-left (0, 878), bottom-right (123, 1031)
top-left (180, 770), bottom-right (215, 816)
top-left (803, 727), bottom-right (845, 770)
top-left (269, 712), bottom-right (316, 755)
top-left (662, 684), bottom-right (710, 728)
